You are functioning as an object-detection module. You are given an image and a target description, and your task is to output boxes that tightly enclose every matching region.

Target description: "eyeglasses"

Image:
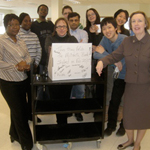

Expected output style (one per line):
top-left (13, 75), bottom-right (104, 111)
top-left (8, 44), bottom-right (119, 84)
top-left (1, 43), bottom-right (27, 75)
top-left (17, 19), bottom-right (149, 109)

top-left (56, 26), bottom-right (67, 29)
top-left (69, 19), bottom-right (79, 22)
top-left (87, 13), bottom-right (96, 17)
top-left (8, 24), bottom-right (20, 28)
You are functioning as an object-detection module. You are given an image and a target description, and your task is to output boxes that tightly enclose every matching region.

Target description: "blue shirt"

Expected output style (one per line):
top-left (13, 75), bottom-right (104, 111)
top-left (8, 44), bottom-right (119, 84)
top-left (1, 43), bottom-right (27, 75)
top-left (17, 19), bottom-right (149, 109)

top-left (93, 34), bottom-right (127, 79)
top-left (70, 29), bottom-right (88, 43)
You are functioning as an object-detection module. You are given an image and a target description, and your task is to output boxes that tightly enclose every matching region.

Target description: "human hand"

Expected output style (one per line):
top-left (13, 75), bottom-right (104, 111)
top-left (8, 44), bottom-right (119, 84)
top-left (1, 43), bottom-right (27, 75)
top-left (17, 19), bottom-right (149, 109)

top-left (95, 45), bottom-right (105, 54)
top-left (114, 61), bottom-right (122, 71)
top-left (96, 61), bottom-right (103, 76)
top-left (92, 45), bottom-right (97, 53)
top-left (15, 61), bottom-right (30, 72)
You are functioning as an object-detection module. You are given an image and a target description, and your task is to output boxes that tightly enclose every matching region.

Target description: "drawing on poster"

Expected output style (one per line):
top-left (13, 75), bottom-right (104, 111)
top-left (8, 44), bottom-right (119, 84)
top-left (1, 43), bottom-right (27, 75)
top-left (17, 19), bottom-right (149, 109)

top-left (48, 43), bottom-right (92, 81)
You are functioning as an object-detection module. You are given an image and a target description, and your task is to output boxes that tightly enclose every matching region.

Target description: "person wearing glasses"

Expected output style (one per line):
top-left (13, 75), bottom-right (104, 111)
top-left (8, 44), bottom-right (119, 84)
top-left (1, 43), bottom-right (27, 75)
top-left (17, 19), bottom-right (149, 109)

top-left (84, 8), bottom-right (103, 53)
top-left (62, 5), bottom-right (84, 29)
top-left (45, 17), bottom-right (78, 124)
top-left (0, 14), bottom-right (33, 150)
top-left (84, 8), bottom-right (103, 105)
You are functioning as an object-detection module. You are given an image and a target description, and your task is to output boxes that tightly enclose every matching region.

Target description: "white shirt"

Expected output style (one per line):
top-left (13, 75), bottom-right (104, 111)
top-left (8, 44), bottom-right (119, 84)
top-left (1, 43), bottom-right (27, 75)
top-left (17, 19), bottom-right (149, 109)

top-left (70, 28), bottom-right (88, 43)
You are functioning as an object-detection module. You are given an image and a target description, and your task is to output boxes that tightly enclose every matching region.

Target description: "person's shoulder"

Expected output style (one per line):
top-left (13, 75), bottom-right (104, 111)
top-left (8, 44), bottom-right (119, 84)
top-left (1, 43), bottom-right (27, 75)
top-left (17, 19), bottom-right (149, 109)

top-left (119, 33), bottom-right (127, 38)
top-left (47, 20), bottom-right (54, 26)
top-left (77, 28), bottom-right (87, 34)
top-left (70, 35), bottom-right (78, 42)
top-left (31, 20), bottom-right (38, 25)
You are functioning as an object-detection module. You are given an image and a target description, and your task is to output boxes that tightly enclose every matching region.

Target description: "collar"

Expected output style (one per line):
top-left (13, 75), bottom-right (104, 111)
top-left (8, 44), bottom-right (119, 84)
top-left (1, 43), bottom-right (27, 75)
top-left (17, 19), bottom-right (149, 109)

top-left (20, 27), bottom-right (31, 34)
top-left (4, 32), bottom-right (20, 42)
top-left (37, 18), bottom-right (48, 23)
top-left (132, 32), bottom-right (149, 44)
top-left (70, 29), bottom-right (78, 33)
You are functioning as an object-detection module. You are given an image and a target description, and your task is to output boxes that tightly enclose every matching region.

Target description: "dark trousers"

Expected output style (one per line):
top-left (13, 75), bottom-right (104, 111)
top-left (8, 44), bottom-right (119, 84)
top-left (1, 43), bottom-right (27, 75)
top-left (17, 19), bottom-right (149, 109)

top-left (49, 85), bottom-right (72, 124)
top-left (107, 78), bottom-right (125, 129)
top-left (26, 71), bottom-right (32, 120)
top-left (0, 79), bottom-right (33, 150)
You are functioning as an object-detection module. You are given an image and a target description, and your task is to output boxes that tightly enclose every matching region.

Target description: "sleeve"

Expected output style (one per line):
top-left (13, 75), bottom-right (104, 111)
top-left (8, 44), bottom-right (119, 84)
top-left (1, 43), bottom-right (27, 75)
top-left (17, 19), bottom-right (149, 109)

top-left (22, 41), bottom-right (32, 64)
top-left (93, 51), bottom-right (109, 60)
top-left (35, 35), bottom-right (42, 66)
top-left (45, 35), bottom-right (53, 54)
top-left (80, 30), bottom-right (88, 43)
top-left (93, 37), bottom-right (109, 59)
top-left (0, 43), bottom-right (15, 70)
top-left (100, 40), bottom-right (125, 68)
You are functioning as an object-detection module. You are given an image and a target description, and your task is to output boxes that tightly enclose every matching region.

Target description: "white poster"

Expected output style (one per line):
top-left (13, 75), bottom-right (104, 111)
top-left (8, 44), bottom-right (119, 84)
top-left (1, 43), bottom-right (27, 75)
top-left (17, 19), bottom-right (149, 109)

top-left (48, 43), bottom-right (92, 81)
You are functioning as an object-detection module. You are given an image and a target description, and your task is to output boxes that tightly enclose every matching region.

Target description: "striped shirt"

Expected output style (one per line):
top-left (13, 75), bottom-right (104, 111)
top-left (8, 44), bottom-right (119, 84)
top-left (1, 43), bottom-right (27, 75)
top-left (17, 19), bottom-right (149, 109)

top-left (18, 28), bottom-right (42, 66)
top-left (0, 33), bottom-right (31, 81)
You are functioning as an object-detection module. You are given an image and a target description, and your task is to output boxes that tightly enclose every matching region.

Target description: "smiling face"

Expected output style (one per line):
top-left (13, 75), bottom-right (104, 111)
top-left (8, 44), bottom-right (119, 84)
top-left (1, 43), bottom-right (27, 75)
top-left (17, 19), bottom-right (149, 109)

top-left (38, 5), bottom-right (48, 18)
top-left (115, 12), bottom-right (127, 27)
top-left (55, 20), bottom-right (68, 37)
top-left (131, 13), bottom-right (146, 37)
top-left (6, 19), bottom-right (20, 38)
top-left (87, 10), bottom-right (96, 24)
top-left (102, 23), bottom-right (117, 42)
top-left (21, 15), bottom-right (31, 31)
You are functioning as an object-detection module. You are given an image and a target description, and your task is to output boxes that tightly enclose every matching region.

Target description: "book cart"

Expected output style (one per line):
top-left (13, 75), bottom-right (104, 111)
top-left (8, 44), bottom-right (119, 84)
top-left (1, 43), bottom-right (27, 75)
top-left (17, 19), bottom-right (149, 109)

top-left (30, 61), bottom-right (107, 150)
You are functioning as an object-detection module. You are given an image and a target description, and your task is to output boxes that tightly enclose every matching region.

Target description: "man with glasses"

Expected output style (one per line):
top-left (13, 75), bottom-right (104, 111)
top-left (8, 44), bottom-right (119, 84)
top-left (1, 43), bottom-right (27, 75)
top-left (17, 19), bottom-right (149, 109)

top-left (68, 12), bottom-right (88, 121)
top-left (62, 5), bottom-right (84, 29)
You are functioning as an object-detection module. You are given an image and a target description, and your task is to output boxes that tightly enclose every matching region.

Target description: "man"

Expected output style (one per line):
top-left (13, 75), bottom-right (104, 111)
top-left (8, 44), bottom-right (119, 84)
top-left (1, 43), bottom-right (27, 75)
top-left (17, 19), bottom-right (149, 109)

top-left (31, 4), bottom-right (54, 100)
top-left (93, 17), bottom-right (127, 136)
top-left (62, 5), bottom-right (84, 29)
top-left (68, 12), bottom-right (88, 121)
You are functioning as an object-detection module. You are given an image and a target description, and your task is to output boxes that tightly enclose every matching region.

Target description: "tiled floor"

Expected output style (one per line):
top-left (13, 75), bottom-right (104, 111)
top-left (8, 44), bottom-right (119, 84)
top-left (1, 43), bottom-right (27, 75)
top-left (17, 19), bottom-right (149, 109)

top-left (0, 92), bottom-right (150, 150)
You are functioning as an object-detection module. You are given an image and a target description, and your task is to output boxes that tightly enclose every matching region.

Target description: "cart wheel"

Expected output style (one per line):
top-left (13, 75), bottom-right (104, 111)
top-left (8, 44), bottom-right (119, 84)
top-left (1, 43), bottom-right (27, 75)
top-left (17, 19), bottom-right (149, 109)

top-left (36, 143), bottom-right (48, 150)
top-left (96, 139), bottom-right (101, 148)
top-left (36, 143), bottom-right (43, 150)
top-left (63, 142), bottom-right (72, 150)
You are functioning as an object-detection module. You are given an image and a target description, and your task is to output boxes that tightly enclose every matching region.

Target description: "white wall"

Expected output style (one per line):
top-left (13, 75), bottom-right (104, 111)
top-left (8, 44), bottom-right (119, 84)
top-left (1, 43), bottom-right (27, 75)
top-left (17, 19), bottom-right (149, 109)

top-left (1, 3), bottom-right (150, 28)
top-left (71, 3), bottom-right (149, 27)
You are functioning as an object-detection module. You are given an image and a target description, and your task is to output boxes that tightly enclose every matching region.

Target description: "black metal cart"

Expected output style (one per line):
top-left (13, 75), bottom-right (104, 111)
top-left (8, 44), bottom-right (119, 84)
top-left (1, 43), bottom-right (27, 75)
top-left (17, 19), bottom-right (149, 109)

top-left (30, 62), bottom-right (107, 150)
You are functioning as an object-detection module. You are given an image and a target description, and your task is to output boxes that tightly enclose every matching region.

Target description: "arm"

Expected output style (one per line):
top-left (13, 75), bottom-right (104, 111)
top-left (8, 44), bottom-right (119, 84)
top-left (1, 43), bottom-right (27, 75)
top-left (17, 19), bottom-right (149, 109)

top-left (96, 61), bottom-right (103, 76)
top-left (80, 30), bottom-right (88, 43)
top-left (100, 42), bottom-right (125, 68)
top-left (93, 45), bottom-right (110, 59)
top-left (35, 36), bottom-right (42, 66)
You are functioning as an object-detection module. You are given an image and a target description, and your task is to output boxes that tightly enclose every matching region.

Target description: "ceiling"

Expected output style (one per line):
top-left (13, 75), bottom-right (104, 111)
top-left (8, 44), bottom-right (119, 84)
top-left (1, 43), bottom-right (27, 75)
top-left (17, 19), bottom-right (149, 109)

top-left (1, 0), bottom-right (150, 9)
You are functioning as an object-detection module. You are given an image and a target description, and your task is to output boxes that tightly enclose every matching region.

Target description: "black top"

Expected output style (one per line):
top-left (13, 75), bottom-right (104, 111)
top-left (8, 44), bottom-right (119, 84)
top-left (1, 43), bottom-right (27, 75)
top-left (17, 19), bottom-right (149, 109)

top-left (84, 27), bottom-right (103, 46)
top-left (120, 28), bottom-right (130, 36)
top-left (45, 34), bottom-right (78, 65)
top-left (31, 20), bottom-right (54, 65)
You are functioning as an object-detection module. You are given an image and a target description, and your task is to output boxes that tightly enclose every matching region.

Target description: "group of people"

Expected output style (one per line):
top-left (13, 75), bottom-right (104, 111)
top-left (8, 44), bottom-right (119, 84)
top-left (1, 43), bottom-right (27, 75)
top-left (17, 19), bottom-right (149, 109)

top-left (0, 3), bottom-right (149, 150)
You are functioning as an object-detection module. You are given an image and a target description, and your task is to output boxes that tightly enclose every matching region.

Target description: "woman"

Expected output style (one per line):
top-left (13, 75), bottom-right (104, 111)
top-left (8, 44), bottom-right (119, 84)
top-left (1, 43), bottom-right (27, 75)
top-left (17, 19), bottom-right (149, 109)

top-left (96, 11), bottom-right (150, 150)
top-left (18, 12), bottom-right (42, 122)
top-left (84, 8), bottom-right (103, 52)
top-left (45, 17), bottom-right (78, 124)
top-left (84, 8), bottom-right (103, 100)
top-left (0, 14), bottom-right (33, 150)
top-left (114, 9), bottom-right (130, 36)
